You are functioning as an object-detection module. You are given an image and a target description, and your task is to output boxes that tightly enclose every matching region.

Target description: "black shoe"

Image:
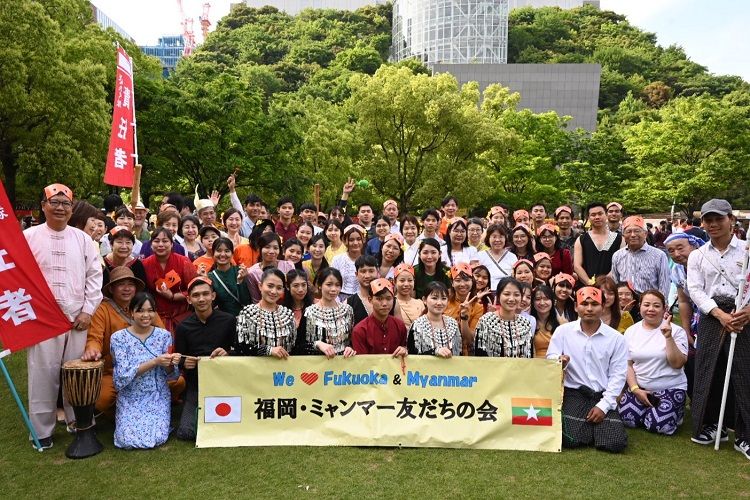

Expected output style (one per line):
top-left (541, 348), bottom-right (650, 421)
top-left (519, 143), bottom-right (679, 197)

top-left (174, 428), bottom-right (196, 441)
top-left (34, 437), bottom-right (53, 450)
top-left (691, 424), bottom-right (728, 445)
top-left (735, 439), bottom-right (750, 460)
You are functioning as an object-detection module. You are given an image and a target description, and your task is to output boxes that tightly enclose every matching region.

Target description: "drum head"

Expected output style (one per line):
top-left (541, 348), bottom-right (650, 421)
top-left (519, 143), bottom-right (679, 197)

top-left (63, 359), bottom-right (104, 370)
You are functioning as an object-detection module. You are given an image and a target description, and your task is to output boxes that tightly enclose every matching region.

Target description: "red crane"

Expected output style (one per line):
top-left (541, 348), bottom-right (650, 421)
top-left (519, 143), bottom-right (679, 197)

top-left (200, 3), bottom-right (211, 42)
top-left (176, 0), bottom-right (196, 56)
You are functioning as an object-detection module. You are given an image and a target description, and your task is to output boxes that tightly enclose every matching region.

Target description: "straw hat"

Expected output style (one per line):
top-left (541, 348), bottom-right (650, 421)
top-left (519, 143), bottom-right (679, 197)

top-left (104, 267), bottom-right (145, 296)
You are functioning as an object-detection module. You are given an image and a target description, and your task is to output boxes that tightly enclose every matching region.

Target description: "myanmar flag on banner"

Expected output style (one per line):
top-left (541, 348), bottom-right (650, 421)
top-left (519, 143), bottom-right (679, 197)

top-left (511, 398), bottom-right (553, 426)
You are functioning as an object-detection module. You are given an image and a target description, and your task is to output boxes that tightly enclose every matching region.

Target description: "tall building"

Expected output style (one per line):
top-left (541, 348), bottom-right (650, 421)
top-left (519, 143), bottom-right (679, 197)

top-left (140, 36), bottom-right (185, 77)
top-left (391, 0), bottom-right (509, 64)
top-left (90, 3), bottom-right (134, 42)
top-left (235, 1), bottom-right (386, 15)
top-left (508, 0), bottom-right (599, 8)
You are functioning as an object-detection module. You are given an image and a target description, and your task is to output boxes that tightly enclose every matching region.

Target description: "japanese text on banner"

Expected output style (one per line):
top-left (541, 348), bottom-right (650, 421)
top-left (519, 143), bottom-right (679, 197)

top-left (197, 355), bottom-right (563, 452)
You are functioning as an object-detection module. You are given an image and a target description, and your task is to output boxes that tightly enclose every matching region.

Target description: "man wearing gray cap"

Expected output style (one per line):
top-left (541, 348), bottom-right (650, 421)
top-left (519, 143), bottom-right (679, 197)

top-left (687, 199), bottom-right (750, 460)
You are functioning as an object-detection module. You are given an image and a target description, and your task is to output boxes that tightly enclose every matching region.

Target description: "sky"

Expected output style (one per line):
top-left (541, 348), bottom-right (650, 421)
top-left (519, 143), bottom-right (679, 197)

top-left (91, 0), bottom-right (749, 81)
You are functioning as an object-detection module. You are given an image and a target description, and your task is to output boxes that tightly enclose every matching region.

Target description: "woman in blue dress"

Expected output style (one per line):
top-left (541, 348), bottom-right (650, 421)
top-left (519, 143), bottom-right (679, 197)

top-left (111, 292), bottom-right (180, 449)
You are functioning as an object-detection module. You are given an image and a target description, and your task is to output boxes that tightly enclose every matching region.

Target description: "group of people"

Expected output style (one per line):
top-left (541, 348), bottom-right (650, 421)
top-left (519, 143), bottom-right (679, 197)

top-left (21, 179), bottom-right (750, 460)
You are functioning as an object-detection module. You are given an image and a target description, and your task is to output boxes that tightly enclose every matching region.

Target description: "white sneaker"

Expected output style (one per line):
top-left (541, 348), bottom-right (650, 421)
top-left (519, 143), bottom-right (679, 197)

top-left (735, 439), bottom-right (750, 460)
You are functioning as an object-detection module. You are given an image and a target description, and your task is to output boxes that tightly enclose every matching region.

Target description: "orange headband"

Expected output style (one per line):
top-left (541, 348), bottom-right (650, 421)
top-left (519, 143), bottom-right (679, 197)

top-left (450, 262), bottom-right (473, 280)
top-left (553, 273), bottom-right (576, 287)
top-left (576, 286), bottom-right (602, 305)
top-left (533, 252), bottom-right (551, 264)
top-left (44, 183), bottom-right (73, 200)
top-left (513, 209), bottom-right (529, 221)
top-left (394, 263), bottom-right (414, 277)
top-left (513, 259), bottom-right (534, 270)
top-left (623, 215), bottom-right (645, 231)
top-left (370, 278), bottom-right (394, 296)
top-left (384, 233), bottom-right (404, 246)
top-left (536, 223), bottom-right (558, 236)
top-left (383, 199), bottom-right (398, 210)
top-left (554, 205), bottom-right (573, 218)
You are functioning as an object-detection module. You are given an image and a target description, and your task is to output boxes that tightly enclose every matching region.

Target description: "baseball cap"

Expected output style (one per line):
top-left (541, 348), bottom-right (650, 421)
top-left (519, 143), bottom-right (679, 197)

top-left (700, 199), bottom-right (732, 218)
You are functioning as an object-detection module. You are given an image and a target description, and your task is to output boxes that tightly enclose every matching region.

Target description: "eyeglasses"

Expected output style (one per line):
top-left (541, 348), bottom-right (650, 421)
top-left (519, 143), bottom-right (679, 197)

top-left (468, 228), bottom-right (483, 233)
top-left (540, 234), bottom-right (555, 240)
top-left (46, 199), bottom-right (73, 208)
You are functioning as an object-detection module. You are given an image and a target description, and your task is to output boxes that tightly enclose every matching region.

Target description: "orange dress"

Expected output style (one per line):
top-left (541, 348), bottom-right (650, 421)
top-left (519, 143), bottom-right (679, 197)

top-left (444, 297), bottom-right (484, 355)
top-left (233, 244), bottom-right (258, 268)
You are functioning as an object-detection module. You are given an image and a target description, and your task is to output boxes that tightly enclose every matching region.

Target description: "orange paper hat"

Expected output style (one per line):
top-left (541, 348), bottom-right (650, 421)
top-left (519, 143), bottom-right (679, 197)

top-left (384, 233), bottom-right (404, 246)
top-left (536, 223), bottom-right (558, 236)
top-left (552, 273), bottom-right (576, 287)
top-left (342, 224), bottom-right (366, 238)
top-left (606, 202), bottom-right (623, 210)
top-left (109, 225), bottom-right (133, 237)
top-left (44, 183), bottom-right (73, 200)
top-left (554, 205), bottom-right (573, 218)
top-left (450, 262), bottom-right (473, 280)
top-left (576, 286), bottom-right (602, 305)
top-left (623, 215), bottom-right (645, 230)
top-left (370, 278), bottom-right (394, 296)
top-left (513, 259), bottom-right (534, 270)
top-left (533, 252), bottom-right (551, 264)
top-left (393, 263), bottom-right (414, 277)
top-left (513, 209), bottom-right (529, 222)
top-left (488, 206), bottom-right (506, 217)
top-left (155, 270), bottom-right (182, 292)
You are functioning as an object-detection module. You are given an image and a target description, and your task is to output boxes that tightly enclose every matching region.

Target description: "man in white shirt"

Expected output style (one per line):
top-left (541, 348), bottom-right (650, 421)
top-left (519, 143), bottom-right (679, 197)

top-left (686, 199), bottom-right (750, 459)
top-left (547, 286), bottom-right (628, 452)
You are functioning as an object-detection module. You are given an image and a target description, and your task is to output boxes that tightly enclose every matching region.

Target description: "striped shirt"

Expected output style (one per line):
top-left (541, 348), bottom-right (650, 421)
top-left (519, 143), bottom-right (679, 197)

top-left (611, 243), bottom-right (670, 299)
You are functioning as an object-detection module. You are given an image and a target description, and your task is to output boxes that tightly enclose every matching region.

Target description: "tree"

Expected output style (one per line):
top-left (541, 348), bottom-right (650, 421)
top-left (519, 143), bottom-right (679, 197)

top-left (480, 84), bottom-right (571, 210)
top-left (622, 94), bottom-right (750, 216)
top-left (0, 0), bottom-right (112, 204)
top-left (137, 59), bottom-right (306, 205)
top-left (347, 66), bottom-right (489, 213)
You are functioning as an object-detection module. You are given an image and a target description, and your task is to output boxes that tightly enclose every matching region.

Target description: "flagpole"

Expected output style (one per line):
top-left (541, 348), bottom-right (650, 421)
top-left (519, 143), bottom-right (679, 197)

top-left (126, 45), bottom-right (141, 214)
top-left (0, 350), bottom-right (43, 451)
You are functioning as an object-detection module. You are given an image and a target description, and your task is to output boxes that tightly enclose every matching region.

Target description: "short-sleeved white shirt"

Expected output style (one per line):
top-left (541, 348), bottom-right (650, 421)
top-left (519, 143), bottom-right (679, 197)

top-left (623, 321), bottom-right (688, 391)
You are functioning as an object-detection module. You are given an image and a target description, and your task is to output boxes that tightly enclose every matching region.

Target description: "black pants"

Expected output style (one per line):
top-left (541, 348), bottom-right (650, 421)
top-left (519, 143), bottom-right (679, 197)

top-left (175, 383), bottom-right (198, 441)
top-left (703, 342), bottom-right (735, 429)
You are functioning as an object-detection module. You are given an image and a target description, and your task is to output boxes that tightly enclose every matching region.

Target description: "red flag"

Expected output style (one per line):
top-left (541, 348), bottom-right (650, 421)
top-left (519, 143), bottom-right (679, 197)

top-left (104, 47), bottom-right (136, 187)
top-left (0, 182), bottom-right (72, 352)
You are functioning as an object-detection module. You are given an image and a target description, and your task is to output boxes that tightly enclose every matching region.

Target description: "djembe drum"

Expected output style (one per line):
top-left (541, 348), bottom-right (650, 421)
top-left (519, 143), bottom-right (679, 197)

top-left (61, 359), bottom-right (104, 459)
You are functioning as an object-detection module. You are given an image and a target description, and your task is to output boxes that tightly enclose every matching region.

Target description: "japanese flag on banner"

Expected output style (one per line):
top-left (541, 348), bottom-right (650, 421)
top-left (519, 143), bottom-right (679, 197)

top-left (204, 397), bottom-right (242, 423)
top-left (0, 181), bottom-right (71, 352)
top-left (104, 46), bottom-right (136, 188)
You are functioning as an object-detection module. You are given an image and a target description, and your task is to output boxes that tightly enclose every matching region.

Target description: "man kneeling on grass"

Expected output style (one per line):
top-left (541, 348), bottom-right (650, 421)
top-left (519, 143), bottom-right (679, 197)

top-left (351, 278), bottom-right (408, 357)
top-left (547, 286), bottom-right (629, 453)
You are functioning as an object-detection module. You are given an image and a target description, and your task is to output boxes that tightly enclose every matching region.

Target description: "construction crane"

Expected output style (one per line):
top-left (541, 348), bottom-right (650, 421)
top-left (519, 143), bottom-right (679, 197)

top-left (176, 0), bottom-right (196, 56)
top-left (199, 3), bottom-right (211, 42)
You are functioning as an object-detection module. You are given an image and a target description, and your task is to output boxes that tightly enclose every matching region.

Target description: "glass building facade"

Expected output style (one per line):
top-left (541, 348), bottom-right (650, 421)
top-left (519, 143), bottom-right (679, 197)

top-left (141, 36), bottom-right (185, 77)
top-left (391, 0), bottom-right (509, 64)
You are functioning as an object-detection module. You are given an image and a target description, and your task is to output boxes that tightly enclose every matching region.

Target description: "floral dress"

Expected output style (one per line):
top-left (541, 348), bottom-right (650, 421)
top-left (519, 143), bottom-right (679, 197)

top-left (111, 327), bottom-right (177, 449)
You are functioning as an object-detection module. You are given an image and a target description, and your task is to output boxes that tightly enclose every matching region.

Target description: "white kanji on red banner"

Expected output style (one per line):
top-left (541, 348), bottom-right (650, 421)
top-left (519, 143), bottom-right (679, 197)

top-left (113, 148), bottom-right (128, 169)
top-left (0, 288), bottom-right (36, 326)
top-left (0, 249), bottom-right (16, 272)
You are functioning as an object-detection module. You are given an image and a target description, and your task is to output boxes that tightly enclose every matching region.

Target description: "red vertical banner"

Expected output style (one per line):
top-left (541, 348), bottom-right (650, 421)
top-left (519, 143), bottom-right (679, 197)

top-left (104, 47), bottom-right (136, 187)
top-left (0, 182), bottom-right (72, 352)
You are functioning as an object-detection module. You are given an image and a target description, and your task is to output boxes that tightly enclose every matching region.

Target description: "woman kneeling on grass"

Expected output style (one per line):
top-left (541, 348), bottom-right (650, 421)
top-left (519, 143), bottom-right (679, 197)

top-left (111, 292), bottom-right (180, 449)
top-left (618, 290), bottom-right (688, 436)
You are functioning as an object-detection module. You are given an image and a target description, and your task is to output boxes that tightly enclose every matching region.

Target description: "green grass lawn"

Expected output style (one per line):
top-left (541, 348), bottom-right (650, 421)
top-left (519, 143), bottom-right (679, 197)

top-left (0, 352), bottom-right (747, 499)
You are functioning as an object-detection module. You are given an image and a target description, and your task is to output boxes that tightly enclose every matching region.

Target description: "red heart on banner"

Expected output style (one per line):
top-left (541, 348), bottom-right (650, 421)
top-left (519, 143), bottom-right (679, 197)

top-left (300, 372), bottom-right (318, 385)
